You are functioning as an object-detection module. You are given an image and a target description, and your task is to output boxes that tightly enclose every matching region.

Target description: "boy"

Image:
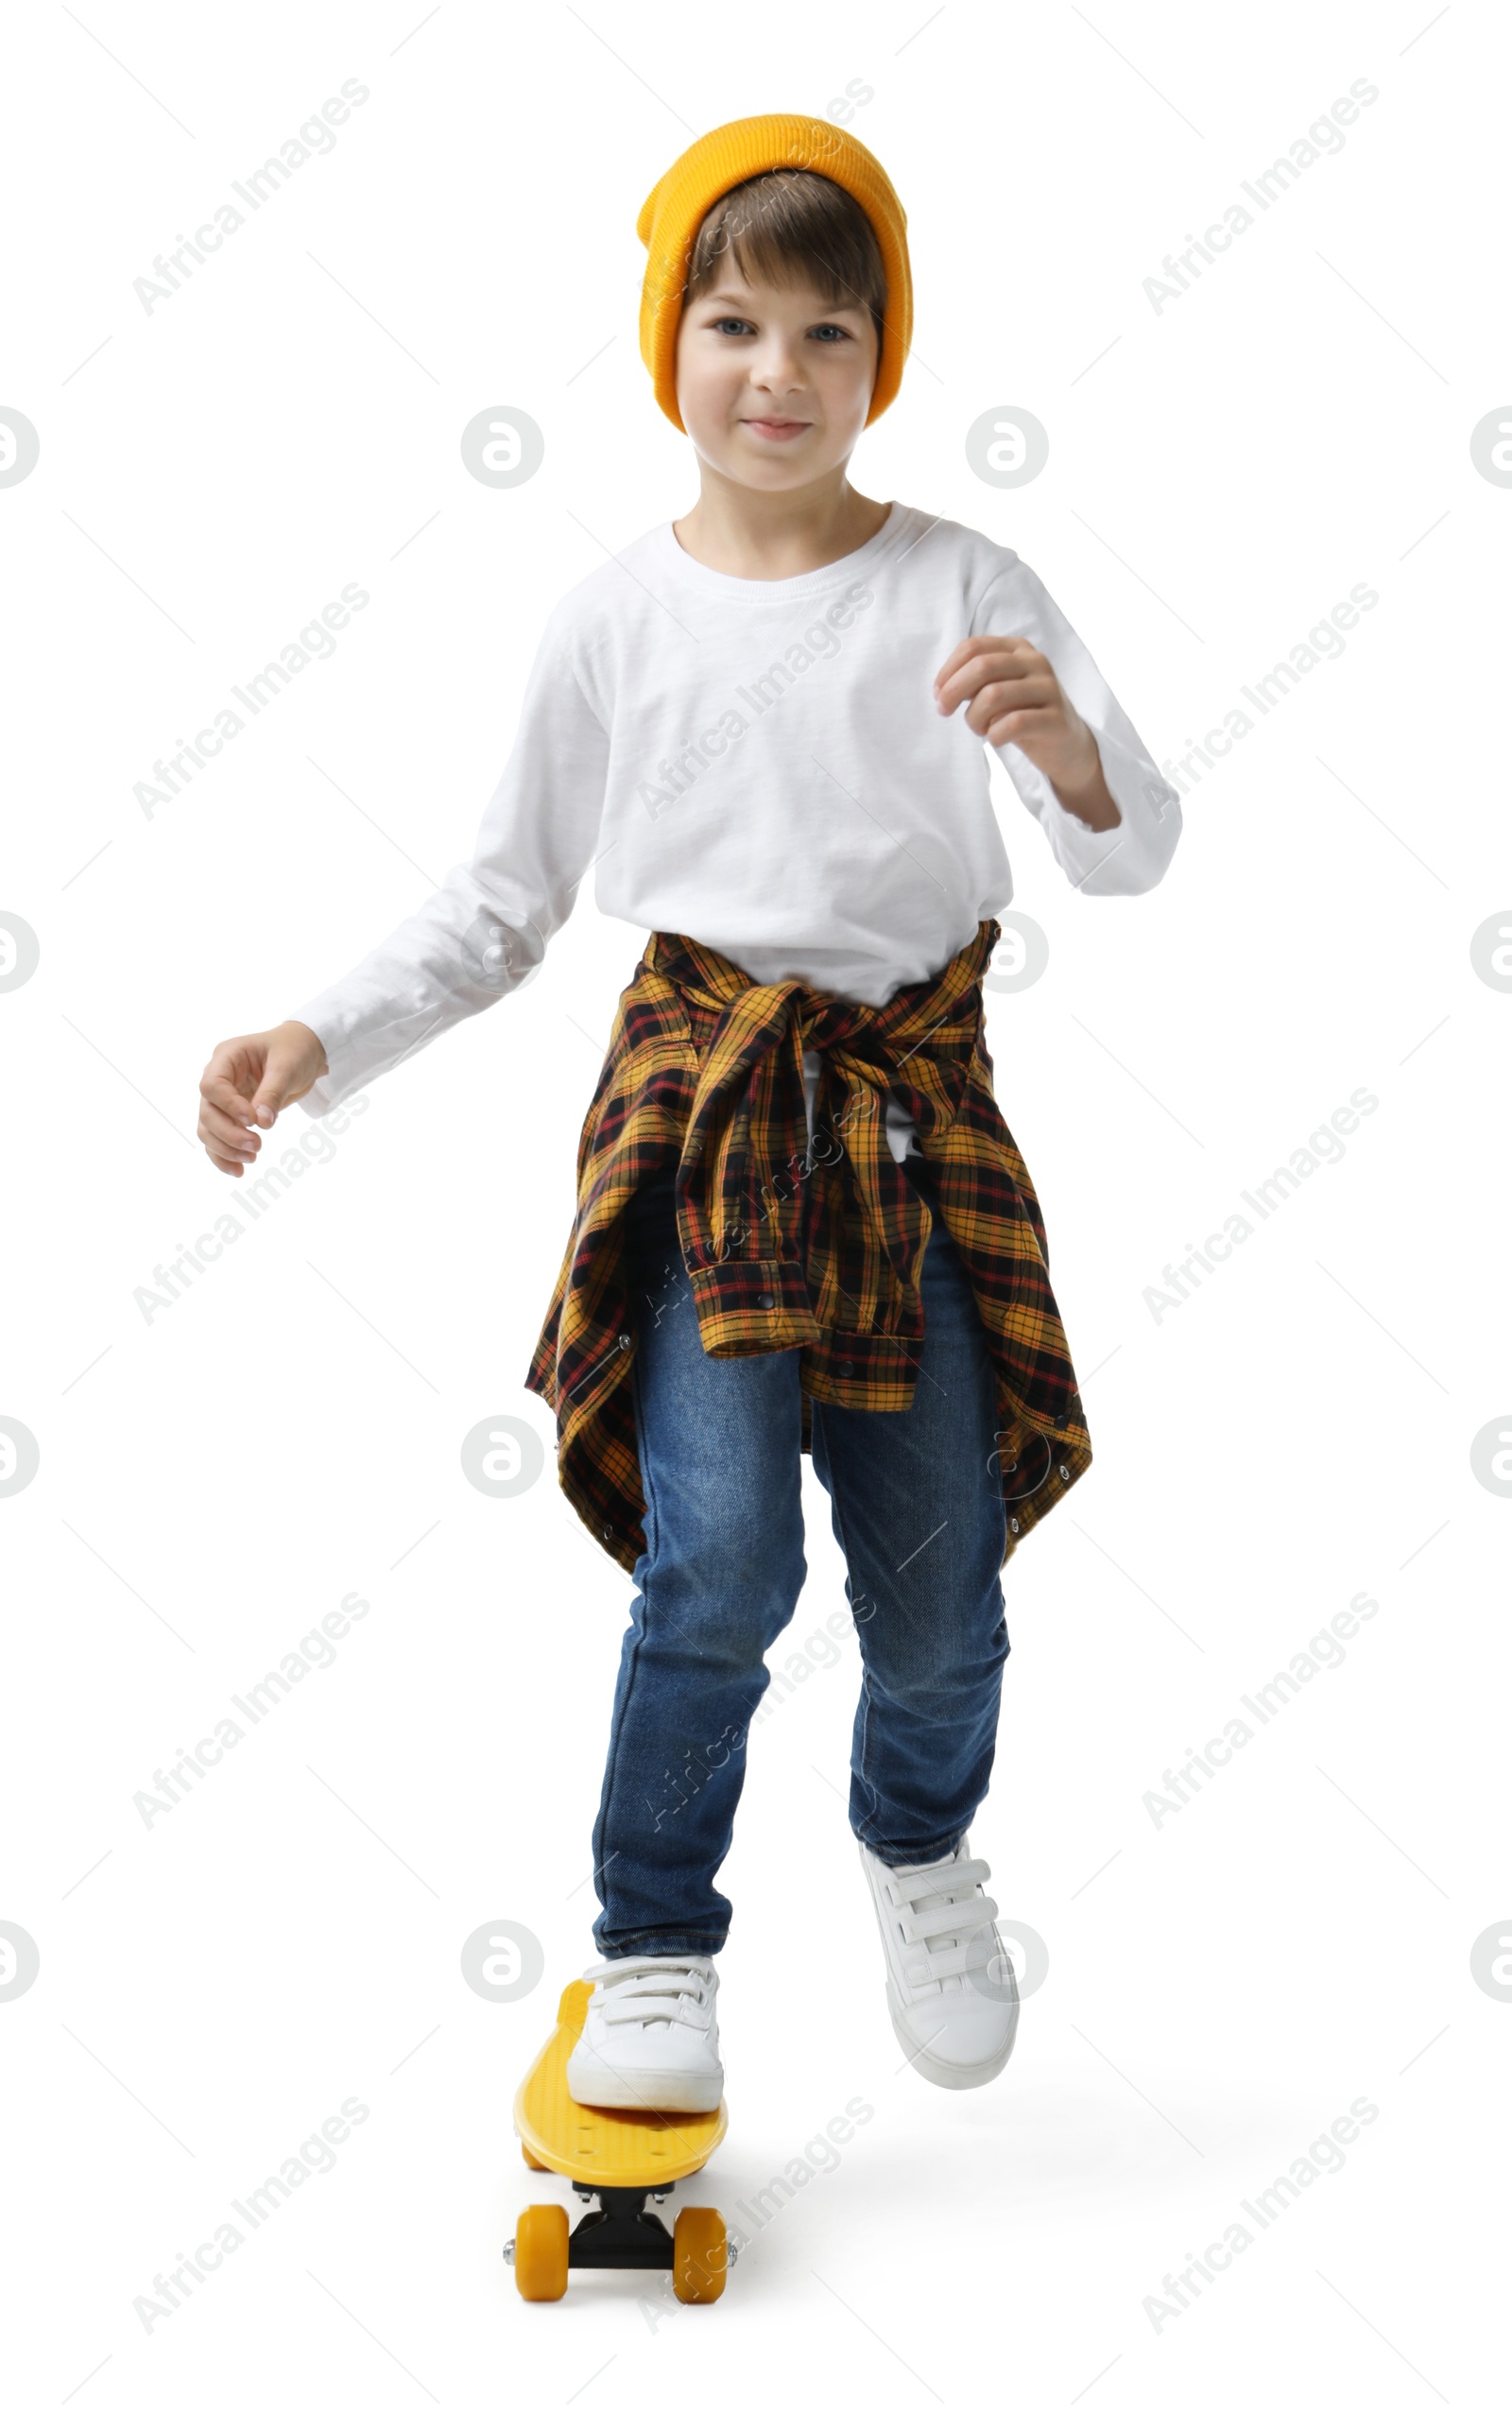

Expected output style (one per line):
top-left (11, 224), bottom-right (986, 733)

top-left (198, 114), bottom-right (1180, 2110)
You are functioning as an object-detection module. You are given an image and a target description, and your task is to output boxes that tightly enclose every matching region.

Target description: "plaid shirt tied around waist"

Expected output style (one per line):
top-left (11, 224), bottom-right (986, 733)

top-left (525, 918), bottom-right (1092, 1576)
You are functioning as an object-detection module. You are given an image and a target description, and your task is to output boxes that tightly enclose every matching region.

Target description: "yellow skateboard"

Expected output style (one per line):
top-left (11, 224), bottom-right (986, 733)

top-left (507, 1979), bottom-right (730, 2303)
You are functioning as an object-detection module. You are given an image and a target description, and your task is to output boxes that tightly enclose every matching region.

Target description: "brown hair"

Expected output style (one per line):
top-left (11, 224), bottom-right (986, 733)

top-left (682, 170), bottom-right (887, 365)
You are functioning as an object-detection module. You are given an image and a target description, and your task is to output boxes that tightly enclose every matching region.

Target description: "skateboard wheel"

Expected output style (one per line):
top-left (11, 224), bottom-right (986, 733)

top-left (521, 2144), bottom-right (546, 2170)
top-left (514, 2203), bottom-right (569, 2300)
top-left (672, 2206), bottom-right (727, 2303)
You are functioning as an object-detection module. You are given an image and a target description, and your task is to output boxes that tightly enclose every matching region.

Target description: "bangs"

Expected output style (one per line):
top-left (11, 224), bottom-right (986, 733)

top-left (684, 169), bottom-right (886, 340)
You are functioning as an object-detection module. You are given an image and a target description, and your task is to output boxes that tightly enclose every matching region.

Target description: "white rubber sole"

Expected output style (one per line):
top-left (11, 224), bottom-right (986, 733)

top-left (564, 2050), bottom-right (723, 2113)
top-left (885, 1976), bottom-right (1019, 2091)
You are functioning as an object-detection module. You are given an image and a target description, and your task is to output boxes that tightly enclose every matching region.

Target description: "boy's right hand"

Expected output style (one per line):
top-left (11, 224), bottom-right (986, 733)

top-left (198, 1021), bottom-right (329, 1178)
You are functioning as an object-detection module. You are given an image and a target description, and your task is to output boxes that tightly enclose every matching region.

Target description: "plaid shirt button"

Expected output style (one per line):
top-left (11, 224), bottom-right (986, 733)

top-left (759, 1294), bottom-right (773, 1308)
top-left (839, 1364), bottom-right (854, 1380)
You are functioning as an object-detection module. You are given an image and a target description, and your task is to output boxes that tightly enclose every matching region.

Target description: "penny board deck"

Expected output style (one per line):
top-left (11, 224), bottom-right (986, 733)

top-left (513, 1980), bottom-right (728, 2187)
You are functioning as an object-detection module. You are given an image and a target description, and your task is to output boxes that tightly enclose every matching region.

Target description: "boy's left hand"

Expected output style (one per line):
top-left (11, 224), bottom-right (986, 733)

top-left (933, 634), bottom-right (1121, 831)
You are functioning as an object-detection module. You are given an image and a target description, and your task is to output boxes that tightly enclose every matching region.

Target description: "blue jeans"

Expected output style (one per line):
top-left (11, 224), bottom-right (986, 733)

top-left (591, 1161), bottom-right (1011, 1959)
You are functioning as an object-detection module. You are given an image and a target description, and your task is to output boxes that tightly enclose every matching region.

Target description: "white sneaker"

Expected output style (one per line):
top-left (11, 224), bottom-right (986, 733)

top-left (858, 1834), bottom-right (1019, 2089)
top-left (564, 1955), bottom-right (723, 2112)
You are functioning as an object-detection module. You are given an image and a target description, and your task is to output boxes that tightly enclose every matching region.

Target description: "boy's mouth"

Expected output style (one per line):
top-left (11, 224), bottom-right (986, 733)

top-left (742, 417), bottom-right (812, 439)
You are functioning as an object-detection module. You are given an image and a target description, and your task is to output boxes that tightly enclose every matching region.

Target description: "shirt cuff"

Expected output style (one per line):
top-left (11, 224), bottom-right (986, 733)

top-left (287, 999), bottom-right (446, 1120)
top-left (288, 1003), bottom-right (352, 1120)
top-left (1012, 738), bottom-right (1182, 895)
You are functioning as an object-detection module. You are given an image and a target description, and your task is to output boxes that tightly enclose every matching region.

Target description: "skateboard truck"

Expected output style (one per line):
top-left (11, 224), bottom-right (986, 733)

top-left (504, 2185), bottom-right (739, 2277)
top-left (570, 2182), bottom-right (682, 2270)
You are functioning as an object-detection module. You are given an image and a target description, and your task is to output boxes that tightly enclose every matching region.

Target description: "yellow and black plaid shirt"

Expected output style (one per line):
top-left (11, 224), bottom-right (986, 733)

top-left (526, 918), bottom-right (1091, 1576)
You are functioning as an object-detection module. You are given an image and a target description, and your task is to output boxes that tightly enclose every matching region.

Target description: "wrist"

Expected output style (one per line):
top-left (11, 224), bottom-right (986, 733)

top-left (284, 1019), bottom-right (330, 1081)
top-left (1049, 747), bottom-right (1121, 833)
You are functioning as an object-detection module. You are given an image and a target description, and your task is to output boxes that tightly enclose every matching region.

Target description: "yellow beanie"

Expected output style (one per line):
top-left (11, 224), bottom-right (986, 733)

top-left (636, 113), bottom-right (912, 434)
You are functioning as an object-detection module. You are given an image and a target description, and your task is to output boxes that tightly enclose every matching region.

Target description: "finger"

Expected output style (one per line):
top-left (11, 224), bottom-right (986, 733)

top-left (933, 631), bottom-right (1036, 679)
top-left (981, 704), bottom-right (1060, 750)
top-left (200, 1037), bottom-right (262, 1106)
top-left (200, 1066), bottom-right (266, 1135)
top-left (963, 676), bottom-right (1058, 734)
top-left (249, 1049), bottom-right (301, 1125)
top-left (200, 1134), bottom-right (250, 1177)
top-left (933, 632), bottom-right (1037, 679)
top-left (936, 646), bottom-right (1044, 715)
top-left (932, 632), bottom-right (1036, 699)
top-left (199, 1096), bottom-right (262, 1157)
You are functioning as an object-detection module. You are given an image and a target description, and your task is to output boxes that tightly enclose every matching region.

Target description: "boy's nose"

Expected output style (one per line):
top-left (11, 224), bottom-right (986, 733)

top-left (747, 370), bottom-right (809, 404)
top-left (747, 341), bottom-right (806, 387)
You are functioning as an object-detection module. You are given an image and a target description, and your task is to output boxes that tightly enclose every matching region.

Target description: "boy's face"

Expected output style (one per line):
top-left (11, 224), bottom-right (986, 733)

top-left (673, 259), bottom-right (879, 489)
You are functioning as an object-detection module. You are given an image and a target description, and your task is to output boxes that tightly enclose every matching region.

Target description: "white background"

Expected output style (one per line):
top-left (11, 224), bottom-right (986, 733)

top-left (4, 3), bottom-right (1508, 2404)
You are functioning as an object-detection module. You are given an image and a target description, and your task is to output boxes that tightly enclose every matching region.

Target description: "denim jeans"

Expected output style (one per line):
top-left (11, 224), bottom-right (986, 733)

top-left (590, 1159), bottom-right (1010, 1959)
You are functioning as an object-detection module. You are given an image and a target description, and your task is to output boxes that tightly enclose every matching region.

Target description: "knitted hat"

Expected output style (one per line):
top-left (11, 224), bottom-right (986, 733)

top-left (636, 113), bottom-right (912, 434)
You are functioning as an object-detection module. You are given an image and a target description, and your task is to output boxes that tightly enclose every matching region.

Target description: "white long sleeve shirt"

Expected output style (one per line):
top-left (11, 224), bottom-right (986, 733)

top-left (293, 501), bottom-right (1181, 1155)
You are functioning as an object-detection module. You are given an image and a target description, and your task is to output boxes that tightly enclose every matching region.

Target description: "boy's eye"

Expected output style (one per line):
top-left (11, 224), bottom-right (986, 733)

top-left (710, 317), bottom-right (852, 342)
